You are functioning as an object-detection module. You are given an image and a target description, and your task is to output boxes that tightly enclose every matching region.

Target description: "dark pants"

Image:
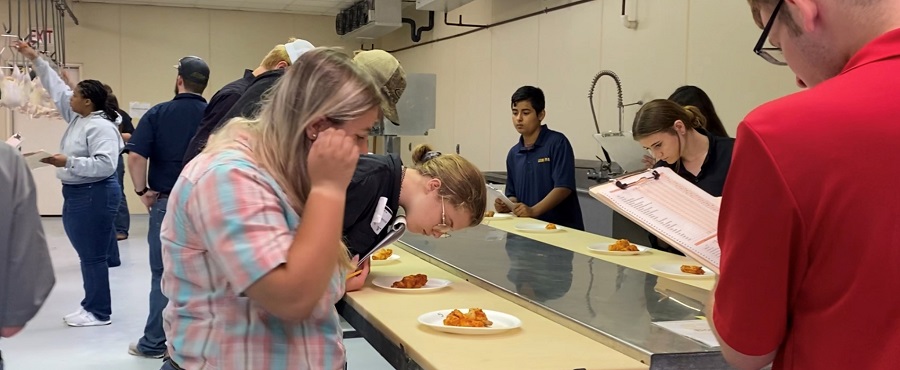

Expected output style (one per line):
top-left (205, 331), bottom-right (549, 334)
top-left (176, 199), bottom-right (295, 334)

top-left (114, 154), bottom-right (130, 237)
top-left (61, 176), bottom-right (121, 321)
top-left (138, 196), bottom-right (168, 355)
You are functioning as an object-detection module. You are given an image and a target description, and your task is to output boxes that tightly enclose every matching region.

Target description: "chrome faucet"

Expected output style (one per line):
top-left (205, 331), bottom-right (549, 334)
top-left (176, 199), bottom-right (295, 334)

top-left (587, 70), bottom-right (642, 183)
top-left (588, 70), bottom-right (643, 137)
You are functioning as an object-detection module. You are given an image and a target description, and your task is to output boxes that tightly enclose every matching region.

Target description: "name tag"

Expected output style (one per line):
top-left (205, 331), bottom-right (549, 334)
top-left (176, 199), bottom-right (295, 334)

top-left (538, 157), bottom-right (551, 163)
top-left (370, 197), bottom-right (393, 234)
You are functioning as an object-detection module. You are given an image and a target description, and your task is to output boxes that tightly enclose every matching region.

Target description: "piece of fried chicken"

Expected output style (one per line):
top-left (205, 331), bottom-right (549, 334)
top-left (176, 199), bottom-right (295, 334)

top-left (391, 274), bottom-right (427, 289)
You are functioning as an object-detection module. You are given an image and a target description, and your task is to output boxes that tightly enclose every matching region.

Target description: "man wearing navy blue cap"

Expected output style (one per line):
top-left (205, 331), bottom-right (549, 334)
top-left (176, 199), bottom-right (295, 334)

top-left (125, 55), bottom-right (209, 359)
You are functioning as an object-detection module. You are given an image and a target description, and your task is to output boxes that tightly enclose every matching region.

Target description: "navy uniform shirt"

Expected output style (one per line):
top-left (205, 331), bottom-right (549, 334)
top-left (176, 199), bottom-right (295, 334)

top-left (505, 125), bottom-right (584, 230)
top-left (343, 154), bottom-right (403, 258)
top-left (182, 70), bottom-right (255, 165)
top-left (648, 128), bottom-right (735, 254)
top-left (127, 93), bottom-right (207, 194)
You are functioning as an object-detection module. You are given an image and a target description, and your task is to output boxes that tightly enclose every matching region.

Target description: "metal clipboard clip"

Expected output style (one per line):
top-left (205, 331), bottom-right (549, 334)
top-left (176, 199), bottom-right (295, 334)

top-left (614, 170), bottom-right (660, 190)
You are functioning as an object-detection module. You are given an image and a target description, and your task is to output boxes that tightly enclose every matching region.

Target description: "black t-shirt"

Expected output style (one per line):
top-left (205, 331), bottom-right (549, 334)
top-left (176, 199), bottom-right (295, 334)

top-left (118, 110), bottom-right (134, 134)
top-left (654, 128), bottom-right (735, 197)
top-left (343, 154), bottom-right (403, 258)
top-left (118, 110), bottom-right (134, 154)
top-left (183, 70), bottom-right (256, 165)
top-left (648, 128), bottom-right (735, 254)
top-left (219, 69), bottom-right (285, 125)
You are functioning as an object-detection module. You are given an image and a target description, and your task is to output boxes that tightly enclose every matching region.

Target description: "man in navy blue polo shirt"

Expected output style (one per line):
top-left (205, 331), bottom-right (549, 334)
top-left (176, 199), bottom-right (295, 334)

top-left (125, 56), bottom-right (209, 359)
top-left (496, 86), bottom-right (584, 230)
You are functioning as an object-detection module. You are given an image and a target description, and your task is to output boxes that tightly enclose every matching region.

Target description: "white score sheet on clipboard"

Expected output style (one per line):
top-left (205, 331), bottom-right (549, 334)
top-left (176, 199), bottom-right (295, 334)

top-left (487, 184), bottom-right (516, 210)
top-left (358, 216), bottom-right (407, 268)
top-left (588, 167), bottom-right (722, 272)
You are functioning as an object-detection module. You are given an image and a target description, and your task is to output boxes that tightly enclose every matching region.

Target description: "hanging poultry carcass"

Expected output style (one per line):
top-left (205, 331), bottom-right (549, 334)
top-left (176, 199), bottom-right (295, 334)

top-left (15, 65), bottom-right (35, 115)
top-left (0, 62), bottom-right (27, 109)
top-left (27, 75), bottom-right (58, 118)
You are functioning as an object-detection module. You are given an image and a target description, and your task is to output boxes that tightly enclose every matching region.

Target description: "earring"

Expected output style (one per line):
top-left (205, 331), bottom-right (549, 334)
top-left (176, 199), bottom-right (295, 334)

top-left (312, 133), bottom-right (318, 140)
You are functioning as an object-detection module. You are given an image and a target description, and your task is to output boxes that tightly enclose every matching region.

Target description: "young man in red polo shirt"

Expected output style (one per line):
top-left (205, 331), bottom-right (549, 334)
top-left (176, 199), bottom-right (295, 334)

top-left (710, 0), bottom-right (900, 369)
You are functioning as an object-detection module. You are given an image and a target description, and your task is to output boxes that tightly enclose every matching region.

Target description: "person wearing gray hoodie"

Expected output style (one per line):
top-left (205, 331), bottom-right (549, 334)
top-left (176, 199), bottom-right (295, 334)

top-left (15, 41), bottom-right (122, 328)
top-left (0, 142), bottom-right (55, 370)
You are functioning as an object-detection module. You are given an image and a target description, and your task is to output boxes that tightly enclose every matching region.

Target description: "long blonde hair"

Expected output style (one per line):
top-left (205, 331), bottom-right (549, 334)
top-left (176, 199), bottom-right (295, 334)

top-left (206, 47), bottom-right (383, 269)
top-left (410, 144), bottom-right (487, 226)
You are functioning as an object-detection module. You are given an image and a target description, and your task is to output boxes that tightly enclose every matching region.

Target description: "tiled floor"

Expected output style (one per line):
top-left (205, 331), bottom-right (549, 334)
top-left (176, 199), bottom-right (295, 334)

top-left (0, 216), bottom-right (393, 370)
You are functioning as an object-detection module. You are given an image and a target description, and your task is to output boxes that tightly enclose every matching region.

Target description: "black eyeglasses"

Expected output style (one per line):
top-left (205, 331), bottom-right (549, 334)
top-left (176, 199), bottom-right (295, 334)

top-left (753, 0), bottom-right (788, 66)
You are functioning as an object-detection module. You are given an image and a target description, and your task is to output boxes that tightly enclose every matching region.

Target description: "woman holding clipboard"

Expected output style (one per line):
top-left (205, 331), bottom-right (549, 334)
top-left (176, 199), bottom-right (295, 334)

top-left (631, 99), bottom-right (735, 255)
top-left (342, 144), bottom-right (488, 291)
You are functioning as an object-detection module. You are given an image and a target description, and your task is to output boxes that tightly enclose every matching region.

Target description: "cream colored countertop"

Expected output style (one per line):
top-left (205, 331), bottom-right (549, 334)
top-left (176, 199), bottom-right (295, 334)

top-left (484, 217), bottom-right (715, 291)
top-left (342, 217), bottom-right (715, 370)
top-left (344, 248), bottom-right (648, 370)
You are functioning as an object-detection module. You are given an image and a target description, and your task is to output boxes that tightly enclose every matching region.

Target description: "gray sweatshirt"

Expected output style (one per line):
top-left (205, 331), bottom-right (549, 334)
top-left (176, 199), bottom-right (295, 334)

top-left (33, 57), bottom-right (123, 184)
top-left (0, 143), bottom-right (55, 330)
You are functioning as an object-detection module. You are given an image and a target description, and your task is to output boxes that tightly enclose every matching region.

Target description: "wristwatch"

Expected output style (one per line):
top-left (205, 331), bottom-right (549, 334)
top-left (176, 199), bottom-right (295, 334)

top-left (136, 187), bottom-right (150, 196)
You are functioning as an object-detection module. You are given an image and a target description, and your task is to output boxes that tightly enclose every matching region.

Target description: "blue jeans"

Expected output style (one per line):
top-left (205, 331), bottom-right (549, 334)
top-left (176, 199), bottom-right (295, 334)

top-left (138, 196), bottom-right (168, 355)
top-left (114, 154), bottom-right (130, 236)
top-left (61, 176), bottom-right (121, 321)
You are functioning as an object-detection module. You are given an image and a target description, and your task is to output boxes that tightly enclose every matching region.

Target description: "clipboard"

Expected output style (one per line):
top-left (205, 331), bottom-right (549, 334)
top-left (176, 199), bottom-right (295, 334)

top-left (358, 216), bottom-right (407, 268)
top-left (23, 150), bottom-right (53, 170)
top-left (588, 167), bottom-right (722, 273)
top-left (487, 184), bottom-right (516, 210)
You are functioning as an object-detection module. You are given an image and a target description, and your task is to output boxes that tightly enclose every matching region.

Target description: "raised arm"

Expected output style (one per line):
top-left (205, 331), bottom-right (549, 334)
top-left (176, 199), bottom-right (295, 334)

top-left (14, 41), bottom-right (76, 123)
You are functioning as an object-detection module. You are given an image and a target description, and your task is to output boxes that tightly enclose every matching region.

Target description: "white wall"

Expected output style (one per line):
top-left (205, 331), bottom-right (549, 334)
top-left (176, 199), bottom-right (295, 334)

top-left (1, 1), bottom-right (357, 214)
top-left (377, 0), bottom-right (799, 171)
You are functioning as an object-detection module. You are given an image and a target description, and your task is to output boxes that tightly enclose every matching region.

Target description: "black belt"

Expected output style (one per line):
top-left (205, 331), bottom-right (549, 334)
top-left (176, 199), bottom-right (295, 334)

top-left (157, 193), bottom-right (170, 199)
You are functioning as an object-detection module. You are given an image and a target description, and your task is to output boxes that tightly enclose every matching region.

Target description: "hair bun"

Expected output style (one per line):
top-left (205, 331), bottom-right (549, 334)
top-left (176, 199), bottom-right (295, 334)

top-left (411, 143), bottom-right (438, 165)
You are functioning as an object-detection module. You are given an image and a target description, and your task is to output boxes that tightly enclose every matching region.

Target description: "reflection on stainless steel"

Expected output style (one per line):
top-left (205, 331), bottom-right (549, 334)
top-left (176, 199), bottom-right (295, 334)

top-left (399, 225), bottom-right (728, 368)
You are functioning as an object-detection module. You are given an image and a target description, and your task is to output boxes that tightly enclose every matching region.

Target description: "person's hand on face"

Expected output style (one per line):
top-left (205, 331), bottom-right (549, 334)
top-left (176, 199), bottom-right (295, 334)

top-left (307, 128), bottom-right (359, 192)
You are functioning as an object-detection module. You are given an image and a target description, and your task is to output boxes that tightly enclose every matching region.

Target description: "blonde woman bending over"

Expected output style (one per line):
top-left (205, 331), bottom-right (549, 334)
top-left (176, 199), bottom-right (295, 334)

top-left (342, 144), bottom-right (488, 290)
top-left (158, 48), bottom-right (382, 370)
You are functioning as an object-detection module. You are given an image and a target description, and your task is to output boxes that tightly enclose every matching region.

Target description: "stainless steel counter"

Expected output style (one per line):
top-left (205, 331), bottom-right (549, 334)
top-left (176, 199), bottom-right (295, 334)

top-left (398, 225), bottom-right (734, 370)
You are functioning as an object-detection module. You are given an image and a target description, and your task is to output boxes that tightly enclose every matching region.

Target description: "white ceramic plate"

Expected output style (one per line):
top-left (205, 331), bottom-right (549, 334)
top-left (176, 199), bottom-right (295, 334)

top-left (371, 276), bottom-right (452, 293)
top-left (514, 223), bottom-right (565, 233)
top-left (485, 213), bottom-right (514, 219)
top-left (370, 254), bottom-right (401, 265)
top-left (587, 243), bottom-right (651, 256)
top-left (417, 309), bottom-right (522, 335)
top-left (651, 263), bottom-right (716, 279)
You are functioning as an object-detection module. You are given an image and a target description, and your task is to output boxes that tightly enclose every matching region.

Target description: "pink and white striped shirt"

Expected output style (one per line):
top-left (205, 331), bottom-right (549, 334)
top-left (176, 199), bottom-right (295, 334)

top-left (160, 137), bottom-right (347, 370)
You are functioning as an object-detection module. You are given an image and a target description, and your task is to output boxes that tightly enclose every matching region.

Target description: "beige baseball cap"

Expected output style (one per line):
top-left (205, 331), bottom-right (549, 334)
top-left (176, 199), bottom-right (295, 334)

top-left (353, 49), bottom-right (406, 124)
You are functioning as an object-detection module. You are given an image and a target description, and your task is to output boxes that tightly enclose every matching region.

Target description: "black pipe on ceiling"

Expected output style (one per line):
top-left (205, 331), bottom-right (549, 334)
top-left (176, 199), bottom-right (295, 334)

top-left (401, 10), bottom-right (435, 43)
top-left (388, 0), bottom-right (594, 53)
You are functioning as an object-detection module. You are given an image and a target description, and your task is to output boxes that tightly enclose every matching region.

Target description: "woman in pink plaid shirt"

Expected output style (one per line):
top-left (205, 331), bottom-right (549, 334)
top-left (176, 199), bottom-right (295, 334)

top-left (158, 48), bottom-right (382, 370)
